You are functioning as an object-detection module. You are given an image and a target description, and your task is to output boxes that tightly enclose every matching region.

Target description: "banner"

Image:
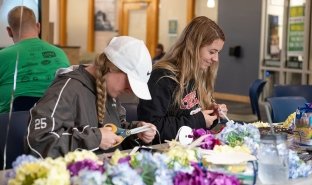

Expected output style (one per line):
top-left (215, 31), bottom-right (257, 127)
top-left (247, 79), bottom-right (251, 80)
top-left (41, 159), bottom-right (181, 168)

top-left (287, 6), bottom-right (305, 56)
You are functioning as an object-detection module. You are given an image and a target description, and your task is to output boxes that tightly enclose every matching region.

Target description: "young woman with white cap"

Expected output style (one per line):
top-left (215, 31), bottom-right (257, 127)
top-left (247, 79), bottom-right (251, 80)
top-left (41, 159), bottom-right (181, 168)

top-left (26, 36), bottom-right (156, 158)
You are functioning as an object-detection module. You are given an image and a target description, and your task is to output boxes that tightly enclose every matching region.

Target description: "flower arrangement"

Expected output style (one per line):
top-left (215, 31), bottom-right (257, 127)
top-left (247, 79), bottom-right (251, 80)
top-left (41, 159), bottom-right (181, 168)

top-left (6, 143), bottom-right (240, 185)
top-left (217, 121), bottom-right (260, 154)
top-left (7, 155), bottom-right (70, 185)
top-left (6, 126), bottom-right (311, 185)
top-left (217, 122), bottom-right (312, 179)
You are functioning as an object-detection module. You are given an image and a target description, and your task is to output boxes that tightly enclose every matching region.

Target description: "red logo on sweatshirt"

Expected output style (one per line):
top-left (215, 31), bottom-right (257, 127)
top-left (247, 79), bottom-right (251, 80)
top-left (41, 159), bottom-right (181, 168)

top-left (180, 91), bottom-right (199, 109)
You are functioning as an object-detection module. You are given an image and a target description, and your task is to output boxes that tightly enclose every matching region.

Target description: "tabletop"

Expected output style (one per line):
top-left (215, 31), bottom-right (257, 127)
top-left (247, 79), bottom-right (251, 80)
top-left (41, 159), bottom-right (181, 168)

top-left (1, 143), bottom-right (311, 185)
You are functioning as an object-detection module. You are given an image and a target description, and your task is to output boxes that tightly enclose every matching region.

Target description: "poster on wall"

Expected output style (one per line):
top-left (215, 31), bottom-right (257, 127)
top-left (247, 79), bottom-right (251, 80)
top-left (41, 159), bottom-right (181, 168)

top-left (267, 14), bottom-right (280, 59)
top-left (168, 19), bottom-right (178, 36)
top-left (287, 5), bottom-right (305, 56)
top-left (94, 0), bottom-right (116, 32)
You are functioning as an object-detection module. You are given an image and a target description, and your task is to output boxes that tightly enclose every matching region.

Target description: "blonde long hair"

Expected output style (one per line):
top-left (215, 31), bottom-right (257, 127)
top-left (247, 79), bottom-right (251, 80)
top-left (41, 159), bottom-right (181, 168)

top-left (94, 53), bottom-right (121, 123)
top-left (154, 16), bottom-right (225, 109)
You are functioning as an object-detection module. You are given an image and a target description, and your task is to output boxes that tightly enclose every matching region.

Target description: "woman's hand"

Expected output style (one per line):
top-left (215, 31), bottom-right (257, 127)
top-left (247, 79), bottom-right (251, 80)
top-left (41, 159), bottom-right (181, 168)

top-left (98, 127), bottom-right (123, 150)
top-left (136, 122), bottom-right (157, 144)
top-left (216, 104), bottom-right (228, 119)
top-left (201, 109), bottom-right (218, 128)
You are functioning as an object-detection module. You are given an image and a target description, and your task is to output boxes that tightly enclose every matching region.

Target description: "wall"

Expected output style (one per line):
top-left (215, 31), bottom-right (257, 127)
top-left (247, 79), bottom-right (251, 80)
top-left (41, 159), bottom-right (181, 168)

top-left (157, 0), bottom-right (218, 57)
top-left (158, 0), bottom-right (187, 56)
top-left (94, 0), bottom-right (118, 54)
top-left (67, 0), bottom-right (88, 53)
top-left (49, 0), bottom-right (59, 45)
top-left (195, 0), bottom-right (218, 22)
top-left (215, 0), bottom-right (262, 96)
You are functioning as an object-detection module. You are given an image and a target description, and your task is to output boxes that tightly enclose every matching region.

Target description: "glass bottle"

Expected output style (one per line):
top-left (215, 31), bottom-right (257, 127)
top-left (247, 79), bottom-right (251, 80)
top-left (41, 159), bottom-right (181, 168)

top-left (257, 133), bottom-right (289, 184)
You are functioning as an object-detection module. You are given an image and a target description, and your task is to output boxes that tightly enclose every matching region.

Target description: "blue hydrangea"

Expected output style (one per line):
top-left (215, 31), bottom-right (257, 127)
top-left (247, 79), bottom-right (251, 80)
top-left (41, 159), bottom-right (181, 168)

top-left (244, 137), bottom-right (259, 155)
top-left (71, 169), bottom-right (106, 185)
top-left (136, 151), bottom-right (154, 166)
top-left (12, 154), bottom-right (38, 169)
top-left (106, 163), bottom-right (144, 185)
top-left (289, 150), bottom-right (312, 179)
top-left (6, 154), bottom-right (39, 180)
top-left (152, 153), bottom-right (174, 185)
top-left (134, 151), bottom-right (170, 185)
top-left (218, 121), bottom-right (260, 152)
top-left (172, 161), bottom-right (194, 174)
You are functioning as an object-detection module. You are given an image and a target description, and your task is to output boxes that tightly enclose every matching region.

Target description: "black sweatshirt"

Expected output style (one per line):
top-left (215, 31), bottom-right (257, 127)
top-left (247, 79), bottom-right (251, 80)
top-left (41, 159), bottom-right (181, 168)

top-left (138, 68), bottom-right (209, 143)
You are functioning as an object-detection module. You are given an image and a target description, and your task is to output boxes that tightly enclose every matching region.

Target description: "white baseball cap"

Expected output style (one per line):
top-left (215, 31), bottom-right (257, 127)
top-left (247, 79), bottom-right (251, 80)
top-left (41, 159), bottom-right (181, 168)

top-left (104, 36), bottom-right (152, 100)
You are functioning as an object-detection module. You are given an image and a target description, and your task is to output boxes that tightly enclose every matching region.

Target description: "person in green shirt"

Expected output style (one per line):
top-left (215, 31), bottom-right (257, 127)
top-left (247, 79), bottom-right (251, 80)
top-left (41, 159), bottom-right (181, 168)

top-left (0, 6), bottom-right (70, 113)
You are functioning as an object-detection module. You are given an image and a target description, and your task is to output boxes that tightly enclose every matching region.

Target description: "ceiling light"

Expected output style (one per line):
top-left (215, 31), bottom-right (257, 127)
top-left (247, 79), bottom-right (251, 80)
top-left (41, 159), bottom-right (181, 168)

top-left (207, 0), bottom-right (215, 8)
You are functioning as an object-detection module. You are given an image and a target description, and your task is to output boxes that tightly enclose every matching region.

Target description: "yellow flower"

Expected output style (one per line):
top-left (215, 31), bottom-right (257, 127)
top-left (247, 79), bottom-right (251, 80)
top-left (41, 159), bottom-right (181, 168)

top-left (213, 145), bottom-right (251, 154)
top-left (283, 112), bottom-right (296, 128)
top-left (110, 149), bottom-right (128, 165)
top-left (8, 162), bottom-right (47, 185)
top-left (63, 150), bottom-right (98, 164)
top-left (9, 158), bottom-right (70, 185)
top-left (166, 145), bottom-right (198, 166)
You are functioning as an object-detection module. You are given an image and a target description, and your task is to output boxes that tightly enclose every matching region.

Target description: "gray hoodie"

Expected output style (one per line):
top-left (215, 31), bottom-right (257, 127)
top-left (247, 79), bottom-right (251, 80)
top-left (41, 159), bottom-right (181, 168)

top-left (26, 65), bottom-right (135, 158)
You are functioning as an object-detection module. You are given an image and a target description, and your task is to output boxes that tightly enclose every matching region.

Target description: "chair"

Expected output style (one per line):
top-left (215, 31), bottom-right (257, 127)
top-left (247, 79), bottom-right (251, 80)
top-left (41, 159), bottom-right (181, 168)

top-left (272, 85), bottom-right (312, 102)
top-left (121, 103), bottom-right (138, 122)
top-left (0, 111), bottom-right (30, 169)
top-left (13, 96), bottom-right (40, 111)
top-left (227, 79), bottom-right (267, 122)
top-left (249, 79), bottom-right (267, 120)
top-left (265, 96), bottom-right (307, 123)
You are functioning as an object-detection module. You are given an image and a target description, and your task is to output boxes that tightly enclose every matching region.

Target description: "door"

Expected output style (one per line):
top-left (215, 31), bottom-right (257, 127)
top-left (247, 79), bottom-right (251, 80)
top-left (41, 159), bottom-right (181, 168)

top-left (118, 0), bottom-right (158, 56)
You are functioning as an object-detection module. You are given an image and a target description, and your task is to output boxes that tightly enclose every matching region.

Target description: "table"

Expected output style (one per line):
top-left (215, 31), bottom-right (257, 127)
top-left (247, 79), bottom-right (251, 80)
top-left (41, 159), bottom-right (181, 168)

top-left (1, 167), bottom-right (311, 185)
top-left (1, 143), bottom-right (311, 185)
top-left (257, 177), bottom-right (312, 185)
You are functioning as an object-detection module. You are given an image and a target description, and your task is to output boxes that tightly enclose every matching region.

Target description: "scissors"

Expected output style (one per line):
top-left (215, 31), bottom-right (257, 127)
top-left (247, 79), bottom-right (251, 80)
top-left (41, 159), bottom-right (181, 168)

top-left (104, 123), bottom-right (152, 147)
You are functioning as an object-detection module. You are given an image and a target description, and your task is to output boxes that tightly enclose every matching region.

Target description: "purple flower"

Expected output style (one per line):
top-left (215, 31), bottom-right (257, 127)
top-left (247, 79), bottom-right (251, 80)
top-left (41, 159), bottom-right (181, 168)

top-left (174, 172), bottom-right (194, 185)
top-left (174, 163), bottom-right (208, 185)
top-left (118, 156), bottom-right (131, 164)
top-left (200, 134), bottom-right (218, 150)
top-left (207, 171), bottom-right (240, 185)
top-left (193, 128), bottom-right (207, 138)
top-left (67, 159), bottom-right (104, 176)
top-left (174, 163), bottom-right (240, 185)
top-left (192, 129), bottom-right (219, 150)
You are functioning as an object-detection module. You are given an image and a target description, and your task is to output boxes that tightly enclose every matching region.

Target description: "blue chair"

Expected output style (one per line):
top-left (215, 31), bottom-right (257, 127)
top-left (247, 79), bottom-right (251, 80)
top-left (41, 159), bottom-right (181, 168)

top-left (13, 96), bottom-right (40, 111)
top-left (265, 96), bottom-right (307, 123)
top-left (272, 85), bottom-right (312, 102)
top-left (0, 111), bottom-right (30, 169)
top-left (121, 103), bottom-right (138, 122)
top-left (227, 79), bottom-right (266, 122)
top-left (249, 79), bottom-right (267, 120)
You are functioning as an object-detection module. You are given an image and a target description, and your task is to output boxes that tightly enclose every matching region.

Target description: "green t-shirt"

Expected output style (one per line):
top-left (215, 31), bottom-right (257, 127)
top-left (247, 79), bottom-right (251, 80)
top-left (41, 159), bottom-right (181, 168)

top-left (0, 38), bottom-right (70, 113)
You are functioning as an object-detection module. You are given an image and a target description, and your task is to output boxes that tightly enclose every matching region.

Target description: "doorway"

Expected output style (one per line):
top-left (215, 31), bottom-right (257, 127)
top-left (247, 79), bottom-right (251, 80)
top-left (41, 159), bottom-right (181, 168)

top-left (118, 0), bottom-right (158, 56)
